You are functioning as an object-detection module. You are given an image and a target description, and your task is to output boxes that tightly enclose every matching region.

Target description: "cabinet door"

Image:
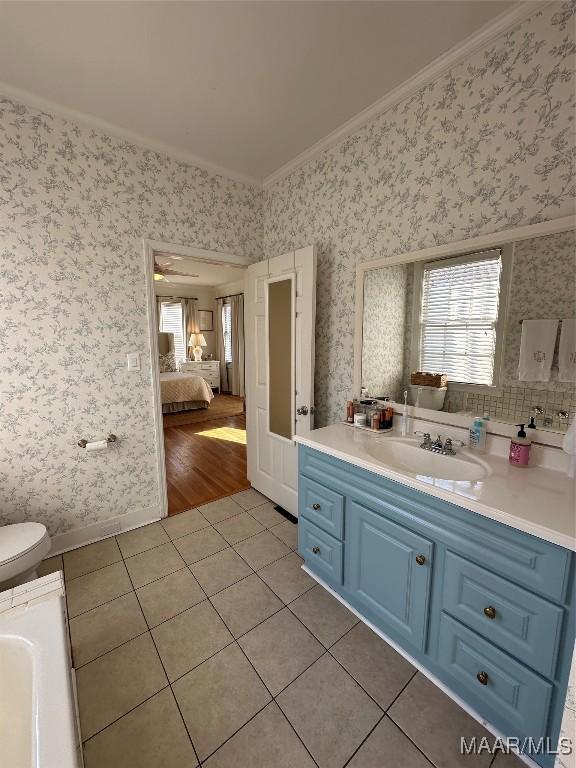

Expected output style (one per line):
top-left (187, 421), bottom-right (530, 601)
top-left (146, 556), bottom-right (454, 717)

top-left (346, 501), bottom-right (433, 651)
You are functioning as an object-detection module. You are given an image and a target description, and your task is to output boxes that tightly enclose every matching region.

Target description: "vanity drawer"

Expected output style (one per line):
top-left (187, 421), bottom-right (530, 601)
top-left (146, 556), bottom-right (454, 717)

top-left (442, 553), bottom-right (564, 679)
top-left (438, 613), bottom-right (553, 739)
top-left (298, 517), bottom-right (343, 586)
top-left (300, 477), bottom-right (344, 539)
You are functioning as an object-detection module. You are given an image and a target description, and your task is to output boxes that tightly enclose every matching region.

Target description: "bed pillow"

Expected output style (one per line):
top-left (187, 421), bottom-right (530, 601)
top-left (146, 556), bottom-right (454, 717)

top-left (159, 352), bottom-right (177, 373)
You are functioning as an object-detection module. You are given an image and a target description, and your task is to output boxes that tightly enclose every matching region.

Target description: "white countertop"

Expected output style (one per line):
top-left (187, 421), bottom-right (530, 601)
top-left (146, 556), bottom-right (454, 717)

top-left (295, 423), bottom-right (576, 551)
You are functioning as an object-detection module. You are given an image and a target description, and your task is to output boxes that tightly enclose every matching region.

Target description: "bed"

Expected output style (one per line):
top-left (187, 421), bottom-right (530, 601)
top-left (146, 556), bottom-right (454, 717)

top-left (160, 372), bottom-right (214, 414)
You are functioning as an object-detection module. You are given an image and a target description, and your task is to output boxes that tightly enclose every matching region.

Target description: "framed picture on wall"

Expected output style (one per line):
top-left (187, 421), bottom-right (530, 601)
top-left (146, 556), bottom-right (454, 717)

top-left (198, 310), bottom-right (214, 331)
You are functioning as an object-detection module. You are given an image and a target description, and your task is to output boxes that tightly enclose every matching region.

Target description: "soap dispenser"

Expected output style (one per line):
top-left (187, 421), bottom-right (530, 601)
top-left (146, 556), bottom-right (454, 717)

top-left (509, 424), bottom-right (532, 468)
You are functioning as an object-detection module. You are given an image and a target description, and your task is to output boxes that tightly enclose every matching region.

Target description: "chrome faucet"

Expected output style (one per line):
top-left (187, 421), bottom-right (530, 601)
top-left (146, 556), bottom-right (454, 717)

top-left (414, 431), bottom-right (464, 455)
top-left (431, 435), bottom-right (444, 452)
top-left (442, 437), bottom-right (465, 455)
top-left (415, 431), bottom-right (432, 450)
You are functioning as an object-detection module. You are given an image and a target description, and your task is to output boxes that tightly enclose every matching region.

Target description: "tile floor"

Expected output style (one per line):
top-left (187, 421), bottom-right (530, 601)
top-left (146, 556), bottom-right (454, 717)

top-left (39, 488), bottom-right (523, 768)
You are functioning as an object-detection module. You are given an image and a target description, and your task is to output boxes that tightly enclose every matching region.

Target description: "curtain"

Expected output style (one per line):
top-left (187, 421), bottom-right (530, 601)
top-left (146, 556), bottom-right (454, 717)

top-left (229, 294), bottom-right (245, 397)
top-left (182, 298), bottom-right (198, 359)
top-left (215, 298), bottom-right (228, 391)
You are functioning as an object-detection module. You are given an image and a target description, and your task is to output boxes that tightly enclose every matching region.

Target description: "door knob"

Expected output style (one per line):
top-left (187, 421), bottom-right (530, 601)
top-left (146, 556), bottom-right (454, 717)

top-left (312, 546), bottom-right (321, 554)
top-left (312, 503), bottom-right (321, 510)
top-left (415, 554), bottom-right (426, 565)
top-left (296, 406), bottom-right (309, 416)
top-left (483, 606), bottom-right (497, 620)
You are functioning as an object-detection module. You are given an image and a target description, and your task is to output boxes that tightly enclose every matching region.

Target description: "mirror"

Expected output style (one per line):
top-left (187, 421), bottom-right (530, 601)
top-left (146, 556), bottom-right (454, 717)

top-left (360, 227), bottom-right (575, 434)
top-left (268, 277), bottom-right (294, 440)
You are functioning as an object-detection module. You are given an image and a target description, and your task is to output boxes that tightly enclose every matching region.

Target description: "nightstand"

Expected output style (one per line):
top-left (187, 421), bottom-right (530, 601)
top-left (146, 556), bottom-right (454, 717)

top-left (180, 360), bottom-right (220, 391)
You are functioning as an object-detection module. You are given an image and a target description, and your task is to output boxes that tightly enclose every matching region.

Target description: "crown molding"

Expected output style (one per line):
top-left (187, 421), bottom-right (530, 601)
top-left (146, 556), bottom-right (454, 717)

top-left (263, 0), bottom-right (550, 189)
top-left (0, 81), bottom-right (262, 189)
top-left (0, 1), bottom-right (549, 191)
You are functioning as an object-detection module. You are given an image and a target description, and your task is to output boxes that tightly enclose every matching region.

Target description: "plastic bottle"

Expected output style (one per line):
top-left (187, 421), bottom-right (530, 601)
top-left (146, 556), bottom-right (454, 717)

top-left (509, 424), bottom-right (532, 468)
top-left (469, 417), bottom-right (487, 452)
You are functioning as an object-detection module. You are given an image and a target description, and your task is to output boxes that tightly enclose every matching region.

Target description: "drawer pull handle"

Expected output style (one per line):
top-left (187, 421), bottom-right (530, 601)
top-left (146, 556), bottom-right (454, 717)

top-left (476, 671), bottom-right (489, 686)
top-left (312, 546), bottom-right (321, 555)
top-left (483, 606), bottom-right (497, 620)
top-left (415, 554), bottom-right (426, 566)
top-left (312, 503), bottom-right (321, 510)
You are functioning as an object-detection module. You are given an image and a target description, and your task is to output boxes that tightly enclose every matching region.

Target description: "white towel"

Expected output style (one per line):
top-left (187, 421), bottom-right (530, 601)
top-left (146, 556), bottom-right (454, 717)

top-left (558, 319), bottom-right (576, 382)
top-left (518, 319), bottom-right (559, 382)
top-left (562, 419), bottom-right (576, 479)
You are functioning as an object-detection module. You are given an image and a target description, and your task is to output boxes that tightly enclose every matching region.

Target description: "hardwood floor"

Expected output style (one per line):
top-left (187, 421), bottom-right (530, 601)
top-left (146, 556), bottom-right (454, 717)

top-left (164, 413), bottom-right (250, 515)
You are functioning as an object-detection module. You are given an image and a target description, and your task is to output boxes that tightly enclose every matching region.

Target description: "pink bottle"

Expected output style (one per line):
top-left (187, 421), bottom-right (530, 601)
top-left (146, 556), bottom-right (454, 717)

top-left (509, 424), bottom-right (532, 468)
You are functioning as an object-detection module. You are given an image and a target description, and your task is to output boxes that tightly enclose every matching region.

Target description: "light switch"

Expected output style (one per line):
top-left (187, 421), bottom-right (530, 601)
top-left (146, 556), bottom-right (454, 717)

top-left (126, 352), bottom-right (140, 371)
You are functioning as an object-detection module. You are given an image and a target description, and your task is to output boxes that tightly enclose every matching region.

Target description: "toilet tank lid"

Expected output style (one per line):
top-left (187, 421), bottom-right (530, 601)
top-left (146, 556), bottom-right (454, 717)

top-left (0, 522), bottom-right (49, 564)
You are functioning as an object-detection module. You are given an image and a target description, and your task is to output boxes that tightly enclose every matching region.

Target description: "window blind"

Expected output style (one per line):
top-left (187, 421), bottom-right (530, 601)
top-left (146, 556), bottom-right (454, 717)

top-left (159, 301), bottom-right (186, 362)
top-left (222, 304), bottom-right (232, 364)
top-left (419, 250), bottom-right (502, 386)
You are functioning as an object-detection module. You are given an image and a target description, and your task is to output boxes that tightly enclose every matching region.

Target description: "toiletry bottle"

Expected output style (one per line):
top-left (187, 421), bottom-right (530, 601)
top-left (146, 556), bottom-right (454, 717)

top-left (371, 411), bottom-right (380, 430)
top-left (381, 405), bottom-right (394, 431)
top-left (509, 424), bottom-right (532, 468)
top-left (469, 417), bottom-right (487, 451)
top-left (346, 400), bottom-right (354, 424)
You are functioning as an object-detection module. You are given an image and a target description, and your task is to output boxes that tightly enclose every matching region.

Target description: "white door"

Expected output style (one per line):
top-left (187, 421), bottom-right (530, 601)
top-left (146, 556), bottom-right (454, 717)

top-left (245, 246), bottom-right (317, 516)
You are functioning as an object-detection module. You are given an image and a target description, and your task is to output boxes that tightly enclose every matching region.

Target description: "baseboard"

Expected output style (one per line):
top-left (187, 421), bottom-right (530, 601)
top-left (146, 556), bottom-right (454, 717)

top-left (48, 506), bottom-right (162, 556)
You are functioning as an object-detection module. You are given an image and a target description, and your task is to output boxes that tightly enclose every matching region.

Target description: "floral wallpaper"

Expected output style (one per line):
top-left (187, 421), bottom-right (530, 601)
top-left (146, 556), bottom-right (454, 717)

top-left (264, 0), bottom-right (576, 427)
top-left (1, 1), bottom-right (575, 543)
top-left (362, 263), bottom-right (411, 400)
top-left (0, 97), bottom-right (263, 536)
top-left (503, 230), bottom-right (576, 388)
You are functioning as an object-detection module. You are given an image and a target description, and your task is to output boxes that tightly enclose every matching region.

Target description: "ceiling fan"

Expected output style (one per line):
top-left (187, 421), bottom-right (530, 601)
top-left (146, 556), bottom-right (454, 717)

top-left (153, 255), bottom-right (200, 281)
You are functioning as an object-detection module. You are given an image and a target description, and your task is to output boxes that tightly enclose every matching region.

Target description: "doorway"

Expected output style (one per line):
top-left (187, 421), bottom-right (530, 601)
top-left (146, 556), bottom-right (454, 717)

top-left (145, 240), bottom-right (252, 518)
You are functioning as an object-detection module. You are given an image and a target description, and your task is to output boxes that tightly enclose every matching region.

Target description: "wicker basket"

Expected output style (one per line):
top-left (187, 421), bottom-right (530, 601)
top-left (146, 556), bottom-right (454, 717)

top-left (410, 371), bottom-right (448, 388)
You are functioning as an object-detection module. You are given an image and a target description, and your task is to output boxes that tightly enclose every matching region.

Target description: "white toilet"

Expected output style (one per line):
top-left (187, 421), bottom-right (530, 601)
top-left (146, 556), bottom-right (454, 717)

top-left (0, 523), bottom-right (51, 591)
top-left (408, 384), bottom-right (448, 411)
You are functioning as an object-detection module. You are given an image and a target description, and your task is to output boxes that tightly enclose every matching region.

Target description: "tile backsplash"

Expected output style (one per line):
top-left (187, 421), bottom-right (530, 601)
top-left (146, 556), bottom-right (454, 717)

top-left (444, 385), bottom-right (576, 432)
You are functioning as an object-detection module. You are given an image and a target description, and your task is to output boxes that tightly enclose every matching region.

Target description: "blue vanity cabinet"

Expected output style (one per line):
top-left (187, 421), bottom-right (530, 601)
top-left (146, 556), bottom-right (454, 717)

top-left (298, 444), bottom-right (575, 768)
top-left (346, 501), bottom-right (434, 651)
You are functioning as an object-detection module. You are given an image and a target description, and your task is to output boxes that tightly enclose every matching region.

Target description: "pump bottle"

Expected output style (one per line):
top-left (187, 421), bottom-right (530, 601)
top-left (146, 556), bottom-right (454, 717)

top-left (509, 424), bottom-right (532, 468)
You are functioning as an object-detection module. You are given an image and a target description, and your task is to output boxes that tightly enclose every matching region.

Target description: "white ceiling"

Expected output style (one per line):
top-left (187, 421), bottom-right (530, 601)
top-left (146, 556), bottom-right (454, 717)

top-left (0, 1), bottom-right (514, 182)
top-left (155, 253), bottom-right (246, 286)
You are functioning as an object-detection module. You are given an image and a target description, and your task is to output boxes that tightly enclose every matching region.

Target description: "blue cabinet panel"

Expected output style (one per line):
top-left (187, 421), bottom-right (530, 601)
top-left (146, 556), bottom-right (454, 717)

top-left (346, 501), bottom-right (433, 652)
top-left (442, 552), bottom-right (564, 679)
top-left (300, 476), bottom-right (344, 539)
top-left (438, 613), bottom-right (553, 739)
top-left (299, 516), bottom-right (343, 585)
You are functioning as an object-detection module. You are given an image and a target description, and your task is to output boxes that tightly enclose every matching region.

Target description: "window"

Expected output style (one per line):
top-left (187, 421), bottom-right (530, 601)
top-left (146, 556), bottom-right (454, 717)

top-left (159, 301), bottom-right (186, 363)
top-left (416, 250), bottom-right (503, 386)
top-left (222, 304), bottom-right (232, 363)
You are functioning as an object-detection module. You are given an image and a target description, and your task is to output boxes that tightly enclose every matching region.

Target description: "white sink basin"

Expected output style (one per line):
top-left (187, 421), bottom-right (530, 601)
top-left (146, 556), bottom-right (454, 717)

top-left (364, 437), bottom-right (490, 482)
